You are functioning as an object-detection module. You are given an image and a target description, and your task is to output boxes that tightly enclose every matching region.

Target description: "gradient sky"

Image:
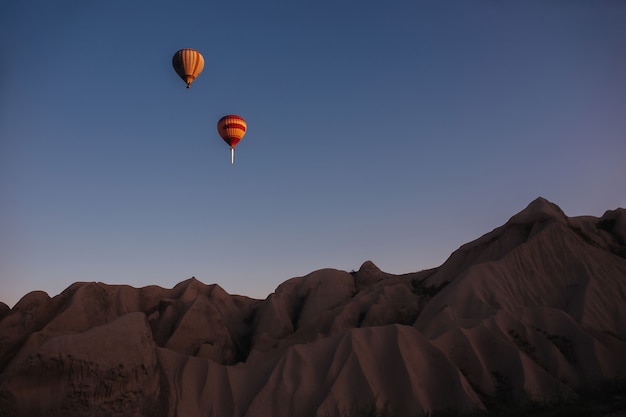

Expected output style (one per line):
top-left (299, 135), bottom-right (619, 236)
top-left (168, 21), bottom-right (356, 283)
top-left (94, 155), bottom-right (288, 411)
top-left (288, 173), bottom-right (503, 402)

top-left (1, 1), bottom-right (625, 307)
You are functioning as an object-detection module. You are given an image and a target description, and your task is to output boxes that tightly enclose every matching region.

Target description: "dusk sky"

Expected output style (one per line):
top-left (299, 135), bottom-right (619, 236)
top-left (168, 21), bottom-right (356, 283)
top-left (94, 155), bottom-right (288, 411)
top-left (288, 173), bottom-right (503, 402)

top-left (1, 1), bottom-right (625, 307)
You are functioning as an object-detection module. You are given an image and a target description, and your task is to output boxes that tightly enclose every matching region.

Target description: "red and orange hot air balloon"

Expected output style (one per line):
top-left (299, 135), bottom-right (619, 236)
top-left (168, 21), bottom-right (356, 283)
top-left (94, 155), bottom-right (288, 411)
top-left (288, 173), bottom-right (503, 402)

top-left (217, 115), bottom-right (247, 164)
top-left (172, 48), bottom-right (204, 88)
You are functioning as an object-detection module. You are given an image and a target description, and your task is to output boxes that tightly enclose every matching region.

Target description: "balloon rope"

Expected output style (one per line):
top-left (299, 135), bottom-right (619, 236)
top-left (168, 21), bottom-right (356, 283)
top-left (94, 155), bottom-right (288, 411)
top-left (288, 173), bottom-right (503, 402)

top-left (231, 147), bottom-right (235, 164)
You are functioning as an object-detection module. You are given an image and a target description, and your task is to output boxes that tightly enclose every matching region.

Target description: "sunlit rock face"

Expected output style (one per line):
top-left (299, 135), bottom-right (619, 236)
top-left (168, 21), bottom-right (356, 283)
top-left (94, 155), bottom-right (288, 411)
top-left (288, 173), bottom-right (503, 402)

top-left (1, 197), bottom-right (625, 417)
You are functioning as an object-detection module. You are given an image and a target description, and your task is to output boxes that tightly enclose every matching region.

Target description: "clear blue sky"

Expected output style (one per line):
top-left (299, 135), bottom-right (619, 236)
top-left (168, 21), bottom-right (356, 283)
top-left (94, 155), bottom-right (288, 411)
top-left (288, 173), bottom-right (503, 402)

top-left (1, 1), bottom-right (625, 307)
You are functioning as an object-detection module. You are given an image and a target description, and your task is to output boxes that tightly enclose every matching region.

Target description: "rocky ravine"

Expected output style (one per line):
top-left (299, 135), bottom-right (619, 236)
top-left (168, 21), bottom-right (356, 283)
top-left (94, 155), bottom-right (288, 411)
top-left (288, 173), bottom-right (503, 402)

top-left (1, 197), bottom-right (625, 417)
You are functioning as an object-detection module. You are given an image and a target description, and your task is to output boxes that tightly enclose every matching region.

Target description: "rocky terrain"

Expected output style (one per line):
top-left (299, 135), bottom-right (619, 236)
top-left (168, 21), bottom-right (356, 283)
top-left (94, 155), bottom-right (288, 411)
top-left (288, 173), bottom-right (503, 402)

top-left (1, 197), bottom-right (625, 416)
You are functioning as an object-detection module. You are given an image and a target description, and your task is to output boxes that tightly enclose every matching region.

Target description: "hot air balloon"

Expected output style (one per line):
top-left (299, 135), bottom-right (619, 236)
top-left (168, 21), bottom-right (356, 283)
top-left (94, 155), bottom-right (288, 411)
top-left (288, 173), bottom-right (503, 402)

top-left (172, 48), bottom-right (204, 88)
top-left (217, 115), bottom-right (247, 164)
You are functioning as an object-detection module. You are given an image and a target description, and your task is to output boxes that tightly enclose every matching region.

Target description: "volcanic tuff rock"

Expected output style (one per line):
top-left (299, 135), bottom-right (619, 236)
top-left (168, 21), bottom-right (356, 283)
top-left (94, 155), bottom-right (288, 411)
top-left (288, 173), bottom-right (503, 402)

top-left (1, 197), bottom-right (625, 417)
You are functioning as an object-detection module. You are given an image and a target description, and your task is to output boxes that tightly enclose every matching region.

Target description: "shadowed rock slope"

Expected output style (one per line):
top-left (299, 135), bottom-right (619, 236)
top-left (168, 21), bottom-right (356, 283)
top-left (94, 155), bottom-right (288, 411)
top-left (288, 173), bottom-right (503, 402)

top-left (1, 197), bottom-right (625, 417)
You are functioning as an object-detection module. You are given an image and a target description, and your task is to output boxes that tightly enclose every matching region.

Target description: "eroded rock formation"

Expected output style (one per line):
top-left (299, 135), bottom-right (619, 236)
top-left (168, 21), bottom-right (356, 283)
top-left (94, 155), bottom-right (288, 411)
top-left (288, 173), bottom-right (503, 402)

top-left (1, 198), bottom-right (625, 416)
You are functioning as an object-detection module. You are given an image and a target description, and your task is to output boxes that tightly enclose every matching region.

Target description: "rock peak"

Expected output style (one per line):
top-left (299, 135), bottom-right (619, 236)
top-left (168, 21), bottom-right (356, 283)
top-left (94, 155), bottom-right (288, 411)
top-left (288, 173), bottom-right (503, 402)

top-left (353, 260), bottom-right (385, 289)
top-left (508, 197), bottom-right (567, 225)
top-left (358, 260), bottom-right (381, 273)
top-left (599, 208), bottom-right (626, 244)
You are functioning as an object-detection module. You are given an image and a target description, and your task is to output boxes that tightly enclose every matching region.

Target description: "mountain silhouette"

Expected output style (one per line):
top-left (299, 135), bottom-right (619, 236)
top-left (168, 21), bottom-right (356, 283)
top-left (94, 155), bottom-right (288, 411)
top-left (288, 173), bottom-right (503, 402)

top-left (1, 197), bottom-right (624, 416)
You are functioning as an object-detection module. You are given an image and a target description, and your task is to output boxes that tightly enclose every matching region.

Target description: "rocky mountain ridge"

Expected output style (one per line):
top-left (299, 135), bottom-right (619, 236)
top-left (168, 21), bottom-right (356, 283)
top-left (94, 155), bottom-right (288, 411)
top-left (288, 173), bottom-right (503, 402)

top-left (1, 197), bottom-right (625, 416)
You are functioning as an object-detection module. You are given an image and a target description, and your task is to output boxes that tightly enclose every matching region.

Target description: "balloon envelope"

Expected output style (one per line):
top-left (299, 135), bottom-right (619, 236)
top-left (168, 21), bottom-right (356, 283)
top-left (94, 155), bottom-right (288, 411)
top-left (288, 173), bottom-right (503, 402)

top-left (172, 49), bottom-right (204, 88)
top-left (217, 115), bottom-right (247, 148)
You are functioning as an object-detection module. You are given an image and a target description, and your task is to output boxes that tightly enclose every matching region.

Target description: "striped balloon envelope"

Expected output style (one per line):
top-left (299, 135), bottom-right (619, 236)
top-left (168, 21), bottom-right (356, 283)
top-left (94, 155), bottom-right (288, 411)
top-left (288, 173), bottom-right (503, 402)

top-left (217, 115), bottom-right (247, 164)
top-left (172, 48), bottom-right (204, 88)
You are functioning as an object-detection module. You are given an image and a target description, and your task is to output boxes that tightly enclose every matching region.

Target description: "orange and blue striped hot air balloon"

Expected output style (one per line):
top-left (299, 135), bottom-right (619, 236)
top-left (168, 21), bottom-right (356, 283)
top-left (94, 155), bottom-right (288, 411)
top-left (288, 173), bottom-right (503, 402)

top-left (217, 115), bottom-right (247, 164)
top-left (172, 48), bottom-right (204, 88)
